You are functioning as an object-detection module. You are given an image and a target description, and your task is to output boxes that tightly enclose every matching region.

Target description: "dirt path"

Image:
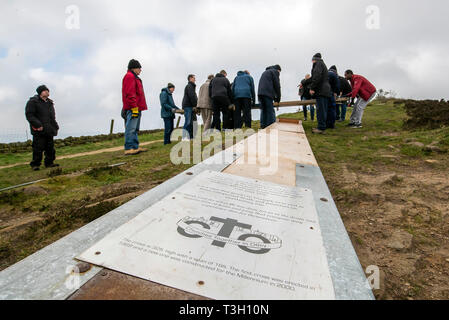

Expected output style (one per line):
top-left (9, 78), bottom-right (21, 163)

top-left (0, 140), bottom-right (163, 170)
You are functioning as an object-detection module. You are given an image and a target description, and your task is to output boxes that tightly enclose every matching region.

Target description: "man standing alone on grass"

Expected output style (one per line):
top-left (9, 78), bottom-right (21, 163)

top-left (197, 75), bottom-right (214, 133)
top-left (182, 74), bottom-right (198, 140)
top-left (25, 85), bottom-right (60, 171)
top-left (232, 70), bottom-right (256, 129)
top-left (160, 83), bottom-right (180, 145)
top-left (308, 53), bottom-right (332, 134)
top-left (344, 70), bottom-right (377, 128)
top-left (258, 65), bottom-right (281, 129)
top-left (122, 59), bottom-right (148, 156)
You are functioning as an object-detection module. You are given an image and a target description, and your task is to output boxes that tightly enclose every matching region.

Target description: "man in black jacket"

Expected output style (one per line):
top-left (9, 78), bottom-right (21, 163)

top-left (307, 53), bottom-right (332, 134)
top-left (182, 74), bottom-right (198, 140)
top-left (25, 85), bottom-right (60, 171)
top-left (338, 75), bottom-right (352, 121)
top-left (299, 74), bottom-right (315, 121)
top-left (258, 65), bottom-right (281, 129)
top-left (210, 70), bottom-right (233, 131)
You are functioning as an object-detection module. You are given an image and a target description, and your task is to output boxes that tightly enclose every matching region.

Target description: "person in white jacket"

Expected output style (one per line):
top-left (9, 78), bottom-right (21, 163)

top-left (197, 75), bottom-right (214, 133)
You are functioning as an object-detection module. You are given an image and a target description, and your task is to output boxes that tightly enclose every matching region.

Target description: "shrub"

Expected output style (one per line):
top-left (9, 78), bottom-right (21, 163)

top-left (403, 99), bottom-right (449, 129)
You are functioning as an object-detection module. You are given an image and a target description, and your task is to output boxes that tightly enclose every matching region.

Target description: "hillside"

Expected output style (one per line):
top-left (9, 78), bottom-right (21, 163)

top-left (1, 100), bottom-right (448, 300)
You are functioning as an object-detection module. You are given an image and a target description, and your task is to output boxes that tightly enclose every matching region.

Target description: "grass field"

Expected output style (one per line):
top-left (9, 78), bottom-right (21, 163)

top-left (282, 100), bottom-right (449, 300)
top-left (0, 123), bottom-right (261, 272)
top-left (1, 101), bottom-right (448, 300)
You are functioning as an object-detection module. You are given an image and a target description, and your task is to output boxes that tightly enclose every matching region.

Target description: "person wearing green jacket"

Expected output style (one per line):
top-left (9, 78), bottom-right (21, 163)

top-left (160, 83), bottom-right (180, 145)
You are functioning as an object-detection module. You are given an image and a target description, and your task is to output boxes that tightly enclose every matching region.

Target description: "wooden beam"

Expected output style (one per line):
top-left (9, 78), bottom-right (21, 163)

top-left (174, 98), bottom-right (350, 114)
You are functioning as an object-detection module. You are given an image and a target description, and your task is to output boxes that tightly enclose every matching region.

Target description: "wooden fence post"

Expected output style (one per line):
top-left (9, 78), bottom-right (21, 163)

top-left (110, 119), bottom-right (115, 135)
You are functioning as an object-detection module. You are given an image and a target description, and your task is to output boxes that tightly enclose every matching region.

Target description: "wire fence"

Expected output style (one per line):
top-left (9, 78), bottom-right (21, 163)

top-left (0, 128), bottom-right (31, 144)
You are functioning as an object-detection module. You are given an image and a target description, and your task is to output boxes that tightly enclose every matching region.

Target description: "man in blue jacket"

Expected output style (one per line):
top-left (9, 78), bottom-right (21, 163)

top-left (232, 71), bottom-right (256, 129)
top-left (258, 65), bottom-right (281, 129)
top-left (160, 83), bottom-right (180, 145)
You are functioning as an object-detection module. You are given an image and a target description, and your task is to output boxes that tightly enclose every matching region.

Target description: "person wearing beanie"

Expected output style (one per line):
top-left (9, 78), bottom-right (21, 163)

top-left (344, 69), bottom-right (377, 128)
top-left (327, 65), bottom-right (340, 129)
top-left (209, 70), bottom-right (233, 131)
top-left (160, 83), bottom-right (180, 145)
top-left (122, 59), bottom-right (148, 155)
top-left (306, 53), bottom-right (332, 134)
top-left (257, 65), bottom-right (282, 129)
top-left (197, 75), bottom-right (215, 133)
top-left (25, 85), bottom-right (60, 171)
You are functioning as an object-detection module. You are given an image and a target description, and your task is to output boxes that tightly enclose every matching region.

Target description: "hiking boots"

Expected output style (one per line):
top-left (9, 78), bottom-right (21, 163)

top-left (124, 149), bottom-right (140, 156)
top-left (45, 164), bottom-right (60, 168)
top-left (312, 128), bottom-right (325, 134)
top-left (32, 166), bottom-right (40, 171)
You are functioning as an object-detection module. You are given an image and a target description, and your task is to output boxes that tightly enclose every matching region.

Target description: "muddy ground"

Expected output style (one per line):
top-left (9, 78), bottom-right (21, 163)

top-left (330, 164), bottom-right (449, 300)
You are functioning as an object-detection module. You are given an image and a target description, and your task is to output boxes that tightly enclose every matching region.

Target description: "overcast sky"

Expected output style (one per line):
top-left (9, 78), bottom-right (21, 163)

top-left (0, 0), bottom-right (448, 141)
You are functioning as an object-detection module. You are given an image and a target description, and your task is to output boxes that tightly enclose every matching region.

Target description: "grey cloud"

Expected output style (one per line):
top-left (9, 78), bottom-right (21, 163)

top-left (0, 0), bottom-right (448, 142)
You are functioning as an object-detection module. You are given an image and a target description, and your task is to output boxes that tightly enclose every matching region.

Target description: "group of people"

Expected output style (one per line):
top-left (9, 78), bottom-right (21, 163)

top-left (298, 53), bottom-right (377, 134)
top-left (159, 65), bottom-right (282, 145)
top-left (123, 54), bottom-right (377, 149)
top-left (24, 55), bottom-right (376, 169)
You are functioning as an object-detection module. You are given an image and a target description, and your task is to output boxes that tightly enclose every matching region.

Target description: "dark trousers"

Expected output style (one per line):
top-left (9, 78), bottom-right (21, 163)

top-left (183, 107), bottom-right (194, 139)
top-left (163, 117), bottom-right (174, 145)
top-left (212, 96), bottom-right (231, 131)
top-left (302, 97), bottom-right (315, 120)
top-left (234, 98), bottom-right (252, 129)
top-left (316, 97), bottom-right (329, 131)
top-left (327, 95), bottom-right (337, 129)
top-left (259, 95), bottom-right (276, 129)
top-left (337, 103), bottom-right (348, 121)
top-left (327, 106), bottom-right (337, 129)
top-left (30, 135), bottom-right (56, 168)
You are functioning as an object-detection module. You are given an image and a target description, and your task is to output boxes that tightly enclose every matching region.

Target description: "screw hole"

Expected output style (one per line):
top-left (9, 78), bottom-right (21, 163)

top-left (198, 281), bottom-right (205, 286)
top-left (186, 172), bottom-right (193, 176)
top-left (320, 198), bottom-right (328, 202)
top-left (95, 251), bottom-right (101, 255)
